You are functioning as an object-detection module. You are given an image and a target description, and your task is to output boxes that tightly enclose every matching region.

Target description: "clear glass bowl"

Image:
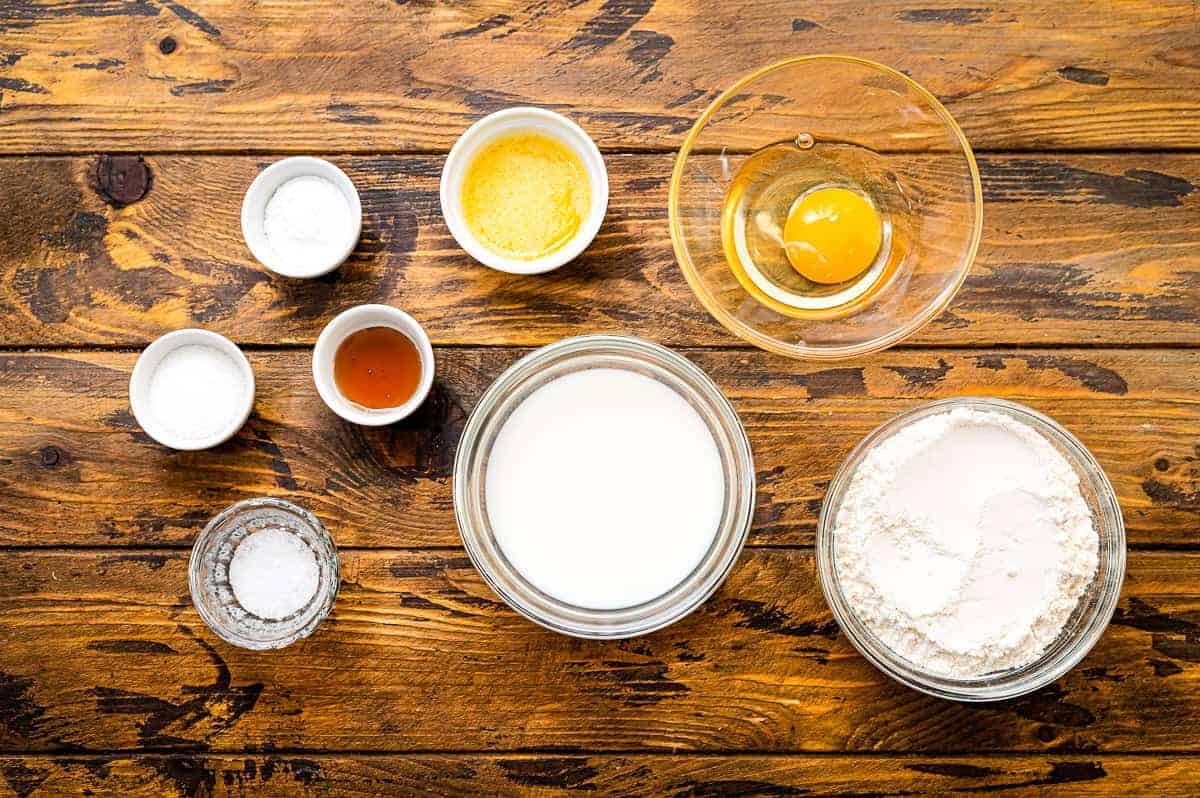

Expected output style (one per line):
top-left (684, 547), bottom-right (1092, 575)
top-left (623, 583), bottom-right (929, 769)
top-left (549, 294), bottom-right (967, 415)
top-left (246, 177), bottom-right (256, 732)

top-left (669, 56), bottom-right (983, 360)
top-left (816, 397), bottom-right (1125, 701)
top-left (189, 497), bottom-right (340, 650)
top-left (453, 334), bottom-right (756, 638)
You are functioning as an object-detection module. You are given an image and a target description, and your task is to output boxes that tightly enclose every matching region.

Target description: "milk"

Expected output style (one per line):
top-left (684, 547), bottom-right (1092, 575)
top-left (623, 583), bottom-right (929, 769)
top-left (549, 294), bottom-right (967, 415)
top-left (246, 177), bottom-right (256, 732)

top-left (485, 368), bottom-right (725, 610)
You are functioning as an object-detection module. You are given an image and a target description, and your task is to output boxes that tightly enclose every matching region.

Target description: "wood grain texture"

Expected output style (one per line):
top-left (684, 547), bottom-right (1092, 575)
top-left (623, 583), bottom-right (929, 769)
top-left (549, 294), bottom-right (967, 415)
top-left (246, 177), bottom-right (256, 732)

top-left (0, 753), bottom-right (1191, 797)
top-left (1, 348), bottom-right (1196, 548)
top-left (1, 154), bottom-right (1197, 347)
top-left (0, 549), bottom-right (1196, 753)
top-left (1, 1), bottom-right (1199, 152)
top-left (3, 0), bottom-right (1199, 777)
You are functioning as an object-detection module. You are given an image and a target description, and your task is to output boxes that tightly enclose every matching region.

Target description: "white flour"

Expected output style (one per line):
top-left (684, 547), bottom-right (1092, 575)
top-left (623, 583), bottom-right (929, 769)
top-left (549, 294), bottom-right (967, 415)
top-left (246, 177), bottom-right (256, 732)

top-left (263, 175), bottom-right (354, 270)
top-left (833, 407), bottom-right (1098, 678)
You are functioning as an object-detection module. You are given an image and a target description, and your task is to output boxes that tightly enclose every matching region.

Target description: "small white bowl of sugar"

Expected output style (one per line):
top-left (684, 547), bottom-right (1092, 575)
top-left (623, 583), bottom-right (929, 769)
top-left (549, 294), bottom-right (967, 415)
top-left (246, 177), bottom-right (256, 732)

top-left (129, 329), bottom-right (255, 450)
top-left (241, 156), bottom-right (362, 278)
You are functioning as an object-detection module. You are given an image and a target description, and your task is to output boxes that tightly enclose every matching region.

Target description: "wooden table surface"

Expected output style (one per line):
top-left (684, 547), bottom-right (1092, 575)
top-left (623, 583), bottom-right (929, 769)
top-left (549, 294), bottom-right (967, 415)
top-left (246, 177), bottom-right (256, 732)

top-left (2, 1), bottom-right (1199, 795)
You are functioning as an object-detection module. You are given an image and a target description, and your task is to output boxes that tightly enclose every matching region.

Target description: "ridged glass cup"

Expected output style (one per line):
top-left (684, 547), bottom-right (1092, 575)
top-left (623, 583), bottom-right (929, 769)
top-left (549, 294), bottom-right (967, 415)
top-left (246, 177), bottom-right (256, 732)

top-left (453, 335), bottom-right (756, 639)
top-left (669, 56), bottom-right (983, 360)
top-left (816, 398), bottom-right (1125, 701)
top-left (189, 498), bottom-right (340, 650)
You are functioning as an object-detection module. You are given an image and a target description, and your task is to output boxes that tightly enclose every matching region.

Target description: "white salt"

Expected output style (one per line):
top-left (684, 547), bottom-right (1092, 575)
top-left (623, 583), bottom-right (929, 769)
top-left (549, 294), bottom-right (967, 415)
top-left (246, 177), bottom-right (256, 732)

top-left (147, 344), bottom-right (247, 441)
top-left (228, 528), bottom-right (321, 620)
top-left (263, 175), bottom-right (354, 271)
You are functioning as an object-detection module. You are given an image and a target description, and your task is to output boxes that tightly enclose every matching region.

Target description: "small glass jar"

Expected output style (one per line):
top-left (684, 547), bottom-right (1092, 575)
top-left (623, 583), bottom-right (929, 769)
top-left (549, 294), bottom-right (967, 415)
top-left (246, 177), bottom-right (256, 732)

top-left (189, 497), bottom-right (339, 650)
top-left (816, 397), bottom-right (1126, 701)
top-left (454, 334), bottom-right (756, 639)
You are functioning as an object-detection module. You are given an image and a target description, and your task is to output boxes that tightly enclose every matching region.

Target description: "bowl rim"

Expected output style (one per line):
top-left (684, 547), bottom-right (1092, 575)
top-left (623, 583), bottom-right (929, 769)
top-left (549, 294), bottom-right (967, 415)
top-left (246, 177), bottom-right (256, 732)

top-left (668, 55), bottom-right (984, 361)
top-left (452, 333), bottom-right (756, 639)
top-left (814, 396), bottom-right (1127, 701)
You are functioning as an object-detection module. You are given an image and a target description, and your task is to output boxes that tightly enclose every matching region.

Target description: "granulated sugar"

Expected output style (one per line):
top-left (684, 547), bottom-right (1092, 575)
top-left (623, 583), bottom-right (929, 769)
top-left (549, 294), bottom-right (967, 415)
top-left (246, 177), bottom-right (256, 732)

top-left (147, 344), bottom-right (248, 442)
top-left (833, 407), bottom-right (1098, 678)
top-left (228, 528), bottom-right (321, 620)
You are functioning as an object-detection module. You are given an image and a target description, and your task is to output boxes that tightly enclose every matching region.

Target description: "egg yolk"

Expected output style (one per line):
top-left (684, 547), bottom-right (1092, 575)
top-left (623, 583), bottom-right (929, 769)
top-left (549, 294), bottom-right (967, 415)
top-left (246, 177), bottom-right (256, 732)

top-left (782, 187), bottom-right (883, 284)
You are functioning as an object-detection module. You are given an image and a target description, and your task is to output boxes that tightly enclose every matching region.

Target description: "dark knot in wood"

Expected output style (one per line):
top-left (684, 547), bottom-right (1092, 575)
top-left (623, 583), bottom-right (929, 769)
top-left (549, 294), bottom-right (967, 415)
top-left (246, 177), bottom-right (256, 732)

top-left (39, 445), bottom-right (63, 467)
top-left (93, 154), bottom-right (152, 208)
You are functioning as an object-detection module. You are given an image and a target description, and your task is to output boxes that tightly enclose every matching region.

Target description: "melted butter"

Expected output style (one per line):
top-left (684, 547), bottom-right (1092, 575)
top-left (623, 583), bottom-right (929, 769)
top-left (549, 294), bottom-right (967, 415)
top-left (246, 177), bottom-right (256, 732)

top-left (461, 133), bottom-right (590, 260)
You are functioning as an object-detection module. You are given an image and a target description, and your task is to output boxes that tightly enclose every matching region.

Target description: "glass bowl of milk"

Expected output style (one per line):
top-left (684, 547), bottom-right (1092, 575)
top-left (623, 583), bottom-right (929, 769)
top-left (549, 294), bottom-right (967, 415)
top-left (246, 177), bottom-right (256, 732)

top-left (454, 335), bottom-right (756, 639)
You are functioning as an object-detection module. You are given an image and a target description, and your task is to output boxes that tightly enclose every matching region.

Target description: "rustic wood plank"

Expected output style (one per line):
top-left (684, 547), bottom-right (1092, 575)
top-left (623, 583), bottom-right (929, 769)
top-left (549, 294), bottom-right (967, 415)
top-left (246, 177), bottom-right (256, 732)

top-left (0, 348), bottom-right (1195, 549)
top-left (0, 753), bottom-right (1189, 797)
top-left (1, 1), bottom-right (1199, 152)
top-left (1, 154), bottom-right (1197, 347)
top-left (0, 549), bottom-right (1196, 753)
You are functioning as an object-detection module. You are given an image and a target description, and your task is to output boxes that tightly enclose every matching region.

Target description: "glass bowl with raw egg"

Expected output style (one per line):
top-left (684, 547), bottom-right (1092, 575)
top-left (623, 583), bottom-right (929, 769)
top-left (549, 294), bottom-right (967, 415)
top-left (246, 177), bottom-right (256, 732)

top-left (669, 56), bottom-right (983, 360)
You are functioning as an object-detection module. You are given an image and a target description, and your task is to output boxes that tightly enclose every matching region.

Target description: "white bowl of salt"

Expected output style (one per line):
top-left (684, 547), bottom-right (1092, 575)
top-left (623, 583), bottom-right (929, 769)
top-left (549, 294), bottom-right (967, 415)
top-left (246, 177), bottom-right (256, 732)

top-left (129, 329), bottom-right (255, 450)
top-left (241, 156), bottom-right (362, 278)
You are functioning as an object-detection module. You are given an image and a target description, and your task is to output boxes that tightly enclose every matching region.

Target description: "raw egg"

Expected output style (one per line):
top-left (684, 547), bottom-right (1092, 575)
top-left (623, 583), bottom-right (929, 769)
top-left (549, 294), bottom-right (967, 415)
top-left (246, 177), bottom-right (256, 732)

top-left (783, 187), bottom-right (883, 284)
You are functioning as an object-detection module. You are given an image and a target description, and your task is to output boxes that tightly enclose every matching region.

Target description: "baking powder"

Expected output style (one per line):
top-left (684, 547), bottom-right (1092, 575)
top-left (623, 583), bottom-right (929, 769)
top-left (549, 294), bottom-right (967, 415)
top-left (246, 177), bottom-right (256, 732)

top-left (833, 407), bottom-right (1098, 678)
top-left (263, 176), bottom-right (354, 271)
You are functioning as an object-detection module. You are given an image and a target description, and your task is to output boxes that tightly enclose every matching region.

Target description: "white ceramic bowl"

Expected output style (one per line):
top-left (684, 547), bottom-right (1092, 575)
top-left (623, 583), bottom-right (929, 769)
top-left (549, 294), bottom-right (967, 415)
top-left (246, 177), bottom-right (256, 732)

top-left (440, 107), bottom-right (608, 274)
top-left (241, 156), bottom-right (363, 278)
top-left (129, 329), bottom-right (256, 450)
top-left (312, 304), bottom-right (435, 426)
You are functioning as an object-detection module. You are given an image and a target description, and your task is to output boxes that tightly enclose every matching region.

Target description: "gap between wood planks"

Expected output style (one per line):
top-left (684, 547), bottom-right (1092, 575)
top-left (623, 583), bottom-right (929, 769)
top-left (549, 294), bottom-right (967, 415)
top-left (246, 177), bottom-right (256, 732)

top-left (0, 542), bottom-right (1196, 552)
top-left (1, 749), bottom-right (1200, 759)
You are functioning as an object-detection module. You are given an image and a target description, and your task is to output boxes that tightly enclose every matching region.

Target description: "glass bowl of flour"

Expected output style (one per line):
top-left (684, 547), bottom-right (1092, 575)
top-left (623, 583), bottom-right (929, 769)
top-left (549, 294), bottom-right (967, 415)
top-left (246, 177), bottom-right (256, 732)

top-left (454, 335), bottom-right (756, 638)
top-left (817, 397), bottom-right (1124, 701)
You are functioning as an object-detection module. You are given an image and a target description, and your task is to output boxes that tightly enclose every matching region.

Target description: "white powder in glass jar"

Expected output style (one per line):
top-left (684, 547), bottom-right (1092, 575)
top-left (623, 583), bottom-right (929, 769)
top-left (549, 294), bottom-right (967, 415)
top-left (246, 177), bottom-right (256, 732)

top-left (263, 175), bottom-right (354, 271)
top-left (229, 528), bottom-right (321, 620)
top-left (833, 407), bottom-right (1099, 678)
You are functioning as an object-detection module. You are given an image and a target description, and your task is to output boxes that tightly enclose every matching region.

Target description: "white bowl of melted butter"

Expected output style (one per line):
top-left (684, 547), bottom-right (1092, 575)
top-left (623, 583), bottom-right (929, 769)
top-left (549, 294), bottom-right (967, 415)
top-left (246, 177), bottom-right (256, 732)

top-left (440, 107), bottom-right (608, 274)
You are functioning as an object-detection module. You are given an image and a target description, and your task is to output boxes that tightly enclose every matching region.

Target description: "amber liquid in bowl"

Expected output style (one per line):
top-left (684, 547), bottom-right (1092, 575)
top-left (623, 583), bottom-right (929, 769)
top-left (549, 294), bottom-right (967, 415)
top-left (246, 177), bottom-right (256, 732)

top-left (333, 326), bottom-right (422, 409)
